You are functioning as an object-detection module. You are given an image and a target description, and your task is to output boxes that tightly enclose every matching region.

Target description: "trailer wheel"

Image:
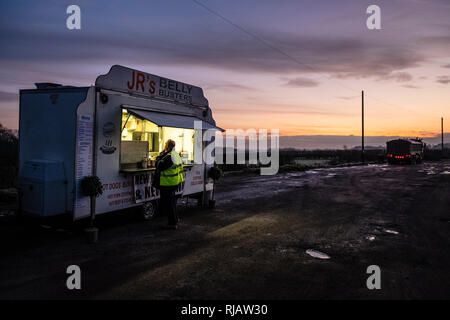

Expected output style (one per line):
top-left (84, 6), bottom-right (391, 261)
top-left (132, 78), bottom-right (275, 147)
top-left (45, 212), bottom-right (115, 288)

top-left (139, 201), bottom-right (157, 221)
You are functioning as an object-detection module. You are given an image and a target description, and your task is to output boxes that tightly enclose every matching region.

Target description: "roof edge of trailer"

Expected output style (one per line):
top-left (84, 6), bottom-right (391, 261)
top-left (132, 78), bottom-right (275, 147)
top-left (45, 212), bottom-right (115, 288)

top-left (96, 65), bottom-right (210, 109)
top-left (387, 139), bottom-right (423, 144)
top-left (20, 86), bottom-right (91, 94)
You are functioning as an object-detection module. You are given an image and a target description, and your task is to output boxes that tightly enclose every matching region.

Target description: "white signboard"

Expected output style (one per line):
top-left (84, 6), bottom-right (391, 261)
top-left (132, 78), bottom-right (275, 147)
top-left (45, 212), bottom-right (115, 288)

top-left (95, 65), bottom-right (209, 107)
top-left (133, 172), bottom-right (159, 203)
top-left (74, 114), bottom-right (94, 219)
top-left (133, 171), bottom-right (187, 204)
top-left (183, 167), bottom-right (204, 195)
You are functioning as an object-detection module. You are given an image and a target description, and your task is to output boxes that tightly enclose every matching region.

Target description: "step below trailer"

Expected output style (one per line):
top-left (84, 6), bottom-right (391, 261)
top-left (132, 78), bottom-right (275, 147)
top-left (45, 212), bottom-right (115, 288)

top-left (18, 65), bottom-right (223, 220)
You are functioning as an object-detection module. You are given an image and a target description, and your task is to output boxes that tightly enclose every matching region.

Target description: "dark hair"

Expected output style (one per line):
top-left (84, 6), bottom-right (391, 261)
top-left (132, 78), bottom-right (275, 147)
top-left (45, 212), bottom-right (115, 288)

top-left (166, 139), bottom-right (175, 151)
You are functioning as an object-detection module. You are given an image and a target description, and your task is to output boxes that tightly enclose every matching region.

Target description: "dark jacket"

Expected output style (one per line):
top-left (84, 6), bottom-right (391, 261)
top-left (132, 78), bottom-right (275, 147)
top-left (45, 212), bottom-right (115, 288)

top-left (156, 150), bottom-right (173, 171)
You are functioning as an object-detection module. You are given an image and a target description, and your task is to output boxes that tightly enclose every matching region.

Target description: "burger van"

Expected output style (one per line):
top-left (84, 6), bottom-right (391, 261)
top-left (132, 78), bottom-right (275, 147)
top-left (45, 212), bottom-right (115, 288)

top-left (18, 65), bottom-right (222, 220)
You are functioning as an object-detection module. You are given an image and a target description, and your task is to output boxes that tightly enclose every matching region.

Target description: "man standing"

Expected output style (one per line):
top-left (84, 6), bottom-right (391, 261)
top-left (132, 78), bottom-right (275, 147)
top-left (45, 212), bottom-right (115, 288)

top-left (156, 139), bottom-right (184, 229)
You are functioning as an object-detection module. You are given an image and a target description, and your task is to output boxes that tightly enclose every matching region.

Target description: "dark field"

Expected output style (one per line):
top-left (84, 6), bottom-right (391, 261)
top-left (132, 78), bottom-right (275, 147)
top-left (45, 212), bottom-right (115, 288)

top-left (1, 161), bottom-right (450, 299)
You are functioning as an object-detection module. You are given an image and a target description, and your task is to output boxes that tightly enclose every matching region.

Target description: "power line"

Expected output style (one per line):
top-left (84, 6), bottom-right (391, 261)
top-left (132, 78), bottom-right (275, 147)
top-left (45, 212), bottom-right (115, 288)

top-left (191, 0), bottom-right (357, 94)
top-left (191, 0), bottom-right (424, 117)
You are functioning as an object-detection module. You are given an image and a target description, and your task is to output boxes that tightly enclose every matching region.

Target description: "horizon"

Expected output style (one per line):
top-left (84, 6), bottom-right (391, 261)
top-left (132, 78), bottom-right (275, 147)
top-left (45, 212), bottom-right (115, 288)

top-left (3, 122), bottom-right (449, 150)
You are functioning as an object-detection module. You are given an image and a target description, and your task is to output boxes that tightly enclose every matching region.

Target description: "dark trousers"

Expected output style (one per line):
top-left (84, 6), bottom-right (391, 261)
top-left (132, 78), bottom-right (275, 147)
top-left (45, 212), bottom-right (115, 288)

top-left (159, 186), bottom-right (178, 226)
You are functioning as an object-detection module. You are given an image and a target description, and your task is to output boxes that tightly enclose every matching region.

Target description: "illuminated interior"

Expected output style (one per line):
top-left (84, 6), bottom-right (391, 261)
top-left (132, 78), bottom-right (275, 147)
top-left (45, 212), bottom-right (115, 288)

top-left (121, 109), bottom-right (195, 168)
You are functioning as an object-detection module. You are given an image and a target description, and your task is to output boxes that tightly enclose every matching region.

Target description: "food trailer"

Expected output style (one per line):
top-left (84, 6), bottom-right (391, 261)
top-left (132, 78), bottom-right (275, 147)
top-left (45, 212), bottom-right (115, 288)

top-left (18, 65), bottom-right (222, 220)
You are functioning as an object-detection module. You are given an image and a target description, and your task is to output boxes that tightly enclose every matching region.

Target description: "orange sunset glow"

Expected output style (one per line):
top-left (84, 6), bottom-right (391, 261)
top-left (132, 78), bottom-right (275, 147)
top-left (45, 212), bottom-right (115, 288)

top-left (1, 0), bottom-right (449, 148)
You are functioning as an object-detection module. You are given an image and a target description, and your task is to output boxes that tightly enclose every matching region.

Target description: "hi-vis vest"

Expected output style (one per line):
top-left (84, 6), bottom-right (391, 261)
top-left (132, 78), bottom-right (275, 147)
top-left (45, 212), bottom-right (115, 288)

top-left (160, 151), bottom-right (184, 186)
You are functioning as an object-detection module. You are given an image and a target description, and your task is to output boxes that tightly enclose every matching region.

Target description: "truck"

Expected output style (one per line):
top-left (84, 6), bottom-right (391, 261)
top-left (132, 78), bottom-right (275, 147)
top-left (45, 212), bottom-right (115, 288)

top-left (18, 65), bottom-right (223, 220)
top-left (386, 138), bottom-right (424, 164)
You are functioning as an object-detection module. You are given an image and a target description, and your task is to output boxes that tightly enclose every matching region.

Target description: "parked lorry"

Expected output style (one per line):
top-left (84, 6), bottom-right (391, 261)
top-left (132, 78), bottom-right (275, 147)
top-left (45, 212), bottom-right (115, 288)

top-left (386, 139), bottom-right (424, 164)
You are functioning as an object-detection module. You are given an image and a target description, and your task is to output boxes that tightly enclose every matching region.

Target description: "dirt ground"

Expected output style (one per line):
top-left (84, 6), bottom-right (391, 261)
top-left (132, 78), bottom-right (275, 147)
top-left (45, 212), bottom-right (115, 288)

top-left (1, 161), bottom-right (450, 299)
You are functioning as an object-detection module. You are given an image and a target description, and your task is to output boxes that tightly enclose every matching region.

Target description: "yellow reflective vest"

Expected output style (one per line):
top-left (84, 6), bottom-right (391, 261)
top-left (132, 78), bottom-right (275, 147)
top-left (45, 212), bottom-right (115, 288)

top-left (160, 151), bottom-right (184, 186)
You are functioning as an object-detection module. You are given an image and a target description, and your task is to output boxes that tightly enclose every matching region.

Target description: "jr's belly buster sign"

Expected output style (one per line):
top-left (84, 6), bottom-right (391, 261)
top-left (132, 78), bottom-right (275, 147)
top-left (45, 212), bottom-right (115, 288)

top-left (127, 70), bottom-right (194, 104)
top-left (95, 65), bottom-right (209, 106)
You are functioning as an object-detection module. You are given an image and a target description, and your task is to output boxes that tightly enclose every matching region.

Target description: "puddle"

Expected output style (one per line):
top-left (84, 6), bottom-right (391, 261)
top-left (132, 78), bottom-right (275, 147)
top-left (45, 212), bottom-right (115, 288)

top-left (306, 249), bottom-right (331, 260)
top-left (440, 171), bottom-right (450, 175)
top-left (384, 229), bottom-right (399, 235)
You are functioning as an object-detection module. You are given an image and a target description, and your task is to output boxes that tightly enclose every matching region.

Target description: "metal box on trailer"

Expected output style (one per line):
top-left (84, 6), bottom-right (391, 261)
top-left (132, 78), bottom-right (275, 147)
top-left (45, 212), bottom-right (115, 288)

top-left (19, 160), bottom-right (66, 216)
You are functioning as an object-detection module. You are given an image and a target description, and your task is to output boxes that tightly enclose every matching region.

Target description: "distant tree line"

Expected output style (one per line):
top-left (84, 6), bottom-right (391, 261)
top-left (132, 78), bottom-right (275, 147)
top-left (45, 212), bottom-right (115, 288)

top-left (279, 149), bottom-right (384, 165)
top-left (0, 123), bottom-right (18, 188)
top-left (424, 145), bottom-right (449, 161)
top-left (217, 146), bottom-right (449, 174)
top-left (216, 148), bottom-right (386, 173)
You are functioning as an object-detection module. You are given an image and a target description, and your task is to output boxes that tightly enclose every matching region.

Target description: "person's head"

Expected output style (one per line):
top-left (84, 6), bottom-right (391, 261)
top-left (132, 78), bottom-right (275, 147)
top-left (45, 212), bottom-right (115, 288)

top-left (164, 139), bottom-right (176, 152)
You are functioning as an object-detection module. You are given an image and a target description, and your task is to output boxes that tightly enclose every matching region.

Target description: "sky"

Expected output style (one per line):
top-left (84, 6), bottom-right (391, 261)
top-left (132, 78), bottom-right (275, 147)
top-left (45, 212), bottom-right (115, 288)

top-left (0, 0), bottom-right (449, 148)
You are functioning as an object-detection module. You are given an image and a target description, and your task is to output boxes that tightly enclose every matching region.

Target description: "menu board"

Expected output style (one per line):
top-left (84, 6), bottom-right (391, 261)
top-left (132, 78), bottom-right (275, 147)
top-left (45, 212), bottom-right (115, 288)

top-left (74, 114), bottom-right (94, 219)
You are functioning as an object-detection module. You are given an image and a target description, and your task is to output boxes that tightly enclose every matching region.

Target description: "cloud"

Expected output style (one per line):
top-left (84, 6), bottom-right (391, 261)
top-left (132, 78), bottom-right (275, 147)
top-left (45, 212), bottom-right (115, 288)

top-left (281, 77), bottom-right (319, 88)
top-left (337, 95), bottom-right (359, 100)
top-left (436, 76), bottom-right (450, 84)
top-left (418, 36), bottom-right (450, 57)
top-left (215, 107), bottom-right (353, 116)
top-left (420, 36), bottom-right (450, 48)
top-left (0, 24), bottom-right (426, 82)
top-left (204, 82), bottom-right (261, 91)
top-left (0, 91), bottom-right (18, 102)
top-left (402, 84), bottom-right (420, 89)
top-left (378, 72), bottom-right (413, 82)
top-left (442, 64), bottom-right (450, 68)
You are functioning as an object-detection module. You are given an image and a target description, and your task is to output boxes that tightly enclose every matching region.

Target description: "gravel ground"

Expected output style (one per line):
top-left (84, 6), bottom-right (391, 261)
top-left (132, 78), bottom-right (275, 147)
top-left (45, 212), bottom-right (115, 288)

top-left (1, 161), bottom-right (450, 299)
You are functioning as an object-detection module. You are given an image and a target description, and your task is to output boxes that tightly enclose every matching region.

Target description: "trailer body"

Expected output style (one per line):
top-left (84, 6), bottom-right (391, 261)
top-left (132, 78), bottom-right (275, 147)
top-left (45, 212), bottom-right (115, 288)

top-left (386, 139), bottom-right (424, 164)
top-left (18, 65), bottom-right (221, 219)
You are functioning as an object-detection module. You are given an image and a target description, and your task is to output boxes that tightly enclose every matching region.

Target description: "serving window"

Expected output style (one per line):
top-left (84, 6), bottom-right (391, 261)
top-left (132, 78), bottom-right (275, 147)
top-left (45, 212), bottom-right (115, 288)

top-left (120, 108), bottom-right (195, 170)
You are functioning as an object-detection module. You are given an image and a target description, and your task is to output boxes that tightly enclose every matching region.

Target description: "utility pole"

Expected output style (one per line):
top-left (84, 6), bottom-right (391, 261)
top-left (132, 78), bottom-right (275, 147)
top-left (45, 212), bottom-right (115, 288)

top-left (362, 90), bottom-right (365, 164)
top-left (442, 117), bottom-right (444, 155)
